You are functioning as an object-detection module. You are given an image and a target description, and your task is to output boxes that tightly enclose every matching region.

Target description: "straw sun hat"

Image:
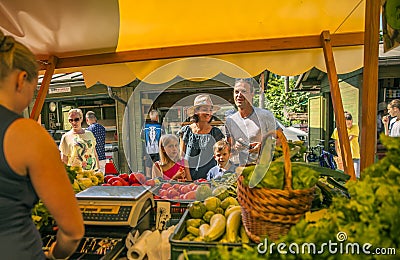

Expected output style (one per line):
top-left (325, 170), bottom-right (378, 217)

top-left (187, 94), bottom-right (220, 116)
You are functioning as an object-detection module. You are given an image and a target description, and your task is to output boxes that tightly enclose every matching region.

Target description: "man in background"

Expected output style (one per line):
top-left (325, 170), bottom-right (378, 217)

top-left (86, 111), bottom-right (106, 173)
top-left (142, 110), bottom-right (164, 177)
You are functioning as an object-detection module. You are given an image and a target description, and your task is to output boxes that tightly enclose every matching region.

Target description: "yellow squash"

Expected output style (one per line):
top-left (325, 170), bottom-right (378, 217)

top-left (204, 214), bottom-right (226, 242)
top-left (226, 210), bottom-right (241, 243)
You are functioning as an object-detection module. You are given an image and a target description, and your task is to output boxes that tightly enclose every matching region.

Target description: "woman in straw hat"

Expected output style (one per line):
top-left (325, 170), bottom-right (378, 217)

top-left (0, 30), bottom-right (84, 259)
top-left (178, 94), bottom-right (224, 180)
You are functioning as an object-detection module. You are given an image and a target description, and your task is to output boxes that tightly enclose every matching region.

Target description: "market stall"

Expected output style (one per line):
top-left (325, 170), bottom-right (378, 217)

top-left (2, 1), bottom-right (394, 259)
top-left (0, 0), bottom-right (381, 178)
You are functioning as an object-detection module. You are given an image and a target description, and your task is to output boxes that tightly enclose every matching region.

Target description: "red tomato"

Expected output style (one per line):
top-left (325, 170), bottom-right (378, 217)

top-left (159, 190), bottom-right (168, 197)
top-left (183, 190), bottom-right (197, 200)
top-left (104, 175), bottom-right (116, 183)
top-left (131, 183), bottom-right (141, 186)
top-left (112, 180), bottom-right (123, 186)
top-left (119, 173), bottom-right (129, 182)
top-left (167, 187), bottom-right (175, 193)
top-left (161, 183), bottom-right (172, 190)
top-left (180, 185), bottom-right (192, 194)
top-left (102, 183), bottom-right (111, 186)
top-left (108, 176), bottom-right (124, 185)
top-left (144, 179), bottom-right (155, 187)
top-left (172, 184), bottom-right (181, 190)
top-left (167, 189), bottom-right (179, 199)
top-left (129, 174), bottom-right (139, 184)
top-left (188, 183), bottom-right (198, 191)
top-left (178, 185), bottom-right (186, 193)
top-left (195, 178), bottom-right (208, 183)
top-left (134, 173), bottom-right (146, 184)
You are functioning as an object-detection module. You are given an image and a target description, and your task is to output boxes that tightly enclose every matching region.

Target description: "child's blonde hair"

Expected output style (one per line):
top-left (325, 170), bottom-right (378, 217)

top-left (213, 139), bottom-right (231, 154)
top-left (159, 134), bottom-right (180, 165)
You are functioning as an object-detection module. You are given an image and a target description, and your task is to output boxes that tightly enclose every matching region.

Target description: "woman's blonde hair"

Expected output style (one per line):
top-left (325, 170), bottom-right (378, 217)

top-left (0, 30), bottom-right (38, 82)
top-left (159, 134), bottom-right (180, 165)
top-left (68, 108), bottom-right (83, 119)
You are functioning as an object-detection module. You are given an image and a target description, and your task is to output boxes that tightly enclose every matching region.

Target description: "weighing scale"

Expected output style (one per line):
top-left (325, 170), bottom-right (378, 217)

top-left (76, 185), bottom-right (154, 227)
top-left (42, 186), bottom-right (155, 260)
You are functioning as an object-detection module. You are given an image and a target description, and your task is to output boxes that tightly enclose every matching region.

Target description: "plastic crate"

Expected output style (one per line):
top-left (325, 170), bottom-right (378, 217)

top-left (169, 210), bottom-right (244, 260)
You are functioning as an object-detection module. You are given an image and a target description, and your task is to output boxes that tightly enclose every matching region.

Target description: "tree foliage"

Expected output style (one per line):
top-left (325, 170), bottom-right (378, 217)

top-left (254, 75), bottom-right (309, 126)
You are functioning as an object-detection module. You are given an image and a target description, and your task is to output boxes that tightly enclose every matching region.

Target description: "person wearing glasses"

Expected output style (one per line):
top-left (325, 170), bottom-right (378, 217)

top-left (0, 30), bottom-right (84, 259)
top-left (59, 108), bottom-right (99, 171)
top-left (225, 78), bottom-right (276, 166)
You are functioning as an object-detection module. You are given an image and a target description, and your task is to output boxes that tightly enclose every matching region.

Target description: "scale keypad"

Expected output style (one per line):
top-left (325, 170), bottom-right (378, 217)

top-left (82, 206), bottom-right (132, 222)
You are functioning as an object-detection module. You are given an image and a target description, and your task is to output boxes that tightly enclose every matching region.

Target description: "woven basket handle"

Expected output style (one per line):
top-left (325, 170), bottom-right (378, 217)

top-left (267, 130), bottom-right (293, 191)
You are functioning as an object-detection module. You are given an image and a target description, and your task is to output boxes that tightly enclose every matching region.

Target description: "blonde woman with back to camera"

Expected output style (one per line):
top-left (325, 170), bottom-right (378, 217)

top-left (0, 30), bottom-right (84, 259)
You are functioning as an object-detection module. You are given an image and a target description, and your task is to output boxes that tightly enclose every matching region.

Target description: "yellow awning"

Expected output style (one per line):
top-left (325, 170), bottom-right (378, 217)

top-left (0, 0), bottom-right (365, 86)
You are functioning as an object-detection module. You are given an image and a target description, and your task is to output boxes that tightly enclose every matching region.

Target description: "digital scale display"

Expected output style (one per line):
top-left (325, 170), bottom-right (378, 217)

top-left (80, 205), bottom-right (119, 214)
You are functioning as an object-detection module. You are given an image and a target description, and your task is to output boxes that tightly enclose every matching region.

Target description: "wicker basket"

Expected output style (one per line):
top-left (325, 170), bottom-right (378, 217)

top-left (237, 130), bottom-right (315, 242)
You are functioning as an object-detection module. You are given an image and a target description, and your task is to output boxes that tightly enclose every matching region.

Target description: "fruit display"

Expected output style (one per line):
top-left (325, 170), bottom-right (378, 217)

top-left (70, 166), bottom-right (105, 193)
top-left (102, 172), bottom-right (155, 187)
top-left (155, 182), bottom-right (199, 200)
top-left (178, 196), bottom-right (243, 243)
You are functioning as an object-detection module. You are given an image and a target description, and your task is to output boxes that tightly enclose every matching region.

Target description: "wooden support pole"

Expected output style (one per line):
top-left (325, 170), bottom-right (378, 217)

top-left (321, 31), bottom-right (356, 181)
top-left (259, 72), bottom-right (265, 109)
top-left (360, 0), bottom-right (380, 171)
top-left (30, 56), bottom-right (57, 121)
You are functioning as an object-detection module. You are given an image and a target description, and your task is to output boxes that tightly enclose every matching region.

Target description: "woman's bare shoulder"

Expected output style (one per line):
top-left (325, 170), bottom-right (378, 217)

top-left (9, 118), bottom-right (57, 143)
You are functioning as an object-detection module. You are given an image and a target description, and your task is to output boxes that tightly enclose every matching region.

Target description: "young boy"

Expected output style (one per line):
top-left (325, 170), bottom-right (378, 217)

top-left (207, 140), bottom-right (237, 180)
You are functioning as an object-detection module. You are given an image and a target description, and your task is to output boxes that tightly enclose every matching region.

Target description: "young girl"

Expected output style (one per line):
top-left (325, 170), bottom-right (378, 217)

top-left (152, 134), bottom-right (192, 181)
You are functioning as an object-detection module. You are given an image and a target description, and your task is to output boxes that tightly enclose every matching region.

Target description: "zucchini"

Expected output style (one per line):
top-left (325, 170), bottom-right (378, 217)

top-left (186, 226), bottom-right (200, 237)
top-left (224, 205), bottom-right (241, 218)
top-left (199, 223), bottom-right (210, 238)
top-left (226, 210), bottom-right (241, 243)
top-left (204, 214), bottom-right (226, 242)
